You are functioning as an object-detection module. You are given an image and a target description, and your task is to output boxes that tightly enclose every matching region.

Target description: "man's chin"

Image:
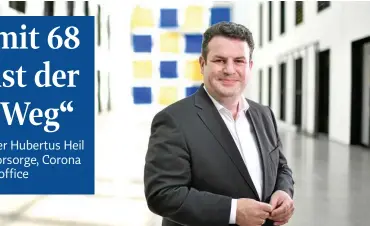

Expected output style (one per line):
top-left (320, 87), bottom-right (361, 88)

top-left (215, 88), bottom-right (239, 97)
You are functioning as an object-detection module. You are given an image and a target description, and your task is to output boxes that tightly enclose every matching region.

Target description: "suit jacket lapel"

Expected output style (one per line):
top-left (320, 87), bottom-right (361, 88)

top-left (194, 86), bottom-right (260, 200)
top-left (246, 106), bottom-right (269, 201)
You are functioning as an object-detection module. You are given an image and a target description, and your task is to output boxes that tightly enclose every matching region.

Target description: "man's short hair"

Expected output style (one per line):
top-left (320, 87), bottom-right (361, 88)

top-left (201, 21), bottom-right (254, 61)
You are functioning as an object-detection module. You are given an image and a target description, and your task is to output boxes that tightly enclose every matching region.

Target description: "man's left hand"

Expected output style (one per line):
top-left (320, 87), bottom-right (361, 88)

top-left (268, 190), bottom-right (294, 225)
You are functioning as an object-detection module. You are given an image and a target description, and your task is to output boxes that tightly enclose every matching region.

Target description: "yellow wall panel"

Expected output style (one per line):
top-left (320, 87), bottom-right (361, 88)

top-left (133, 60), bottom-right (152, 79)
top-left (160, 32), bottom-right (180, 53)
top-left (131, 6), bottom-right (154, 29)
top-left (185, 60), bottom-right (203, 81)
top-left (159, 86), bottom-right (178, 105)
top-left (182, 6), bottom-right (205, 31)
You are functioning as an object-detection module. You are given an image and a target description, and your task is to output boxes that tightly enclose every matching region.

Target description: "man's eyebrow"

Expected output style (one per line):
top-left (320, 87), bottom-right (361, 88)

top-left (212, 55), bottom-right (246, 59)
top-left (212, 55), bottom-right (227, 59)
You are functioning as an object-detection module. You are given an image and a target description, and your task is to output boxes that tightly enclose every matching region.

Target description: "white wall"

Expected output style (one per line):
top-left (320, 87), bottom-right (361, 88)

top-left (235, 1), bottom-right (370, 145)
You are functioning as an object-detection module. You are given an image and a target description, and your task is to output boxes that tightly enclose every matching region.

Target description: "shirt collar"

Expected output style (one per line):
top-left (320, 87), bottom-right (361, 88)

top-left (203, 86), bottom-right (249, 113)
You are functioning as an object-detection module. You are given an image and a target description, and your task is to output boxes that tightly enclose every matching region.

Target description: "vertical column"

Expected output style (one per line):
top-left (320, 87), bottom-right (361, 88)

top-left (301, 48), bottom-right (308, 132)
top-left (263, 67), bottom-right (268, 106)
top-left (305, 44), bottom-right (318, 134)
top-left (0, 1), bottom-right (5, 15)
top-left (74, 1), bottom-right (84, 16)
top-left (24, 0), bottom-right (43, 16)
top-left (285, 55), bottom-right (294, 126)
top-left (99, 6), bottom-right (107, 113)
top-left (54, 1), bottom-right (67, 16)
top-left (271, 64), bottom-right (279, 115)
top-left (110, 2), bottom-right (134, 113)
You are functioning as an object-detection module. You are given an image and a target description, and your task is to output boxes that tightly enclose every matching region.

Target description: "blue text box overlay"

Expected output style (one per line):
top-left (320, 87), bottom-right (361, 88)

top-left (0, 16), bottom-right (95, 194)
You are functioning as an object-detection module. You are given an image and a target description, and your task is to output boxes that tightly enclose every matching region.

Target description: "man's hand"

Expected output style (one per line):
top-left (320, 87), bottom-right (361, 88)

top-left (236, 198), bottom-right (272, 226)
top-left (269, 190), bottom-right (294, 225)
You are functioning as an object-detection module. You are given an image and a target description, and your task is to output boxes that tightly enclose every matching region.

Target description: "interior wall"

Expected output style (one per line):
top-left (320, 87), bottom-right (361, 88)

top-left (235, 1), bottom-right (370, 144)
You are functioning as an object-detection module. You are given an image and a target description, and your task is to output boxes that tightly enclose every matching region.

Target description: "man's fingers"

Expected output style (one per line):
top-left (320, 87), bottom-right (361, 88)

top-left (273, 220), bottom-right (288, 226)
top-left (271, 206), bottom-right (292, 220)
top-left (274, 211), bottom-right (294, 225)
top-left (272, 212), bottom-right (292, 225)
top-left (259, 202), bottom-right (273, 213)
top-left (270, 205), bottom-right (294, 223)
top-left (257, 218), bottom-right (266, 226)
top-left (281, 204), bottom-right (294, 217)
top-left (270, 196), bottom-right (279, 210)
top-left (271, 200), bottom-right (294, 217)
top-left (271, 204), bottom-right (287, 217)
top-left (271, 211), bottom-right (290, 222)
top-left (257, 210), bottom-right (270, 220)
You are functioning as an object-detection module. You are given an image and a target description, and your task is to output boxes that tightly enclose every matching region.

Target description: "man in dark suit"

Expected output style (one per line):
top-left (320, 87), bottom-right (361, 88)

top-left (144, 22), bottom-right (295, 226)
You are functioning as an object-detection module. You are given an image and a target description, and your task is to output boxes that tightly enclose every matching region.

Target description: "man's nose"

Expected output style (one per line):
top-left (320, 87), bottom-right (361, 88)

top-left (223, 61), bottom-right (236, 75)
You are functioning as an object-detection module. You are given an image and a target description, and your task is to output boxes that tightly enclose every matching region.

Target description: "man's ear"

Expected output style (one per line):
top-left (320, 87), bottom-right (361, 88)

top-left (199, 56), bottom-right (205, 74)
top-left (249, 60), bottom-right (254, 70)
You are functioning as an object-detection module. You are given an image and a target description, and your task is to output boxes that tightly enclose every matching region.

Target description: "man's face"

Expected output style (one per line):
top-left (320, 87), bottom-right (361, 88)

top-left (199, 36), bottom-right (253, 99)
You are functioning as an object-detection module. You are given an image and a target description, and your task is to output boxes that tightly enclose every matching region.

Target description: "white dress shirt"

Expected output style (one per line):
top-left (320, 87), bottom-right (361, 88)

top-left (204, 87), bottom-right (263, 224)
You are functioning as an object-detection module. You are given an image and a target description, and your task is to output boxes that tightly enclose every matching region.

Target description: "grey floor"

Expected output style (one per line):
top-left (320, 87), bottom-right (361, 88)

top-left (0, 112), bottom-right (369, 225)
top-left (278, 130), bottom-right (370, 226)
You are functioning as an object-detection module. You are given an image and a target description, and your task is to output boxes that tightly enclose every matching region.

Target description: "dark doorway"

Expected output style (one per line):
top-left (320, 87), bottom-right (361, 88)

top-left (268, 67), bottom-right (272, 107)
top-left (259, 69), bottom-right (263, 104)
top-left (294, 57), bottom-right (303, 129)
top-left (107, 72), bottom-right (112, 112)
top-left (67, 1), bottom-right (74, 16)
top-left (44, 1), bottom-right (54, 16)
top-left (280, 62), bottom-right (286, 121)
top-left (84, 1), bottom-right (89, 16)
top-left (9, 1), bottom-right (26, 13)
top-left (351, 36), bottom-right (370, 146)
top-left (97, 70), bottom-right (102, 114)
top-left (317, 50), bottom-right (330, 135)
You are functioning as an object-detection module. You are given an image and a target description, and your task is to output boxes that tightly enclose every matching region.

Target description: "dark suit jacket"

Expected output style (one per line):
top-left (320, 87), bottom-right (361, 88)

top-left (144, 85), bottom-right (294, 226)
